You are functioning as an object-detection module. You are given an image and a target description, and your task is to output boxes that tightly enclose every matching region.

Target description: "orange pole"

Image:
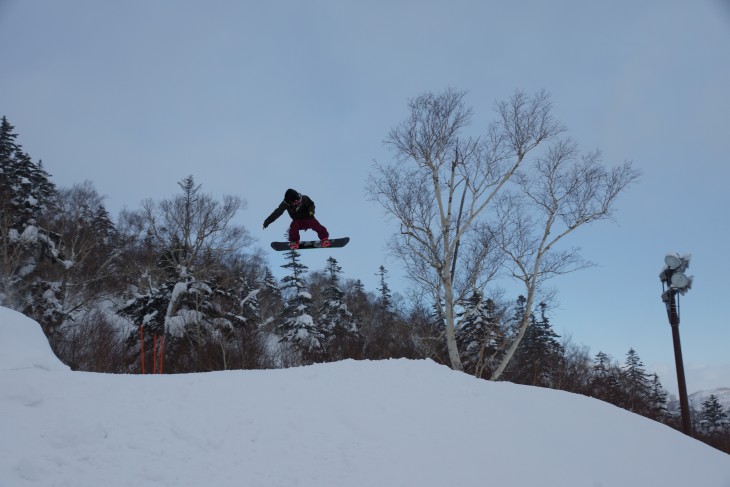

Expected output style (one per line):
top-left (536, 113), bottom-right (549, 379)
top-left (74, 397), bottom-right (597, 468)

top-left (153, 335), bottom-right (157, 375)
top-left (139, 324), bottom-right (145, 374)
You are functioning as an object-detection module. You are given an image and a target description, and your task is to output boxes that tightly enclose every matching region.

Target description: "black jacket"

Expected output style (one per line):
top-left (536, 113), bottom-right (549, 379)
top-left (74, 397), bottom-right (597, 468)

top-left (264, 195), bottom-right (316, 226)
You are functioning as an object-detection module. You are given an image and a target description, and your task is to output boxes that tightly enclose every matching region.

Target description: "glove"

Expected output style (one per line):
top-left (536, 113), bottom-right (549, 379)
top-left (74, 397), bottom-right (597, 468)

top-left (263, 221), bottom-right (269, 229)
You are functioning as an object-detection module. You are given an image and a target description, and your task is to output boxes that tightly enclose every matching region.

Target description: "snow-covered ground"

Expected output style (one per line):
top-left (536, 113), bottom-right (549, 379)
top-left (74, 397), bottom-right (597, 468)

top-left (1, 306), bottom-right (729, 487)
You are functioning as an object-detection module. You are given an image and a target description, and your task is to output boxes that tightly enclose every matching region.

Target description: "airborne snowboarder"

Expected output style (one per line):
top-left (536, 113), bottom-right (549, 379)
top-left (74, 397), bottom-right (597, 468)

top-left (263, 188), bottom-right (331, 250)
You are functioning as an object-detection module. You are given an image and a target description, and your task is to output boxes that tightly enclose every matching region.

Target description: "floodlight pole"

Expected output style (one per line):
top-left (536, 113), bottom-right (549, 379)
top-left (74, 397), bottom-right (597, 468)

top-left (662, 287), bottom-right (692, 436)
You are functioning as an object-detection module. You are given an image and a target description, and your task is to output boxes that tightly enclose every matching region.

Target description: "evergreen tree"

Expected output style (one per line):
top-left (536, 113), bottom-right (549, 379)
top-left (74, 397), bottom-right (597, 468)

top-left (508, 295), bottom-right (528, 338)
top-left (257, 268), bottom-right (282, 329)
top-left (236, 276), bottom-right (262, 329)
top-left (621, 348), bottom-right (651, 414)
top-left (120, 271), bottom-right (246, 372)
top-left (278, 249), bottom-right (323, 362)
top-left (0, 116), bottom-right (59, 328)
top-left (592, 352), bottom-right (611, 383)
top-left (0, 117), bottom-right (56, 231)
top-left (262, 268), bottom-right (280, 294)
top-left (365, 265), bottom-right (399, 359)
top-left (507, 301), bottom-right (564, 387)
top-left (428, 297), bottom-right (449, 365)
top-left (376, 265), bottom-right (392, 318)
top-left (353, 279), bottom-right (365, 294)
top-left (591, 351), bottom-right (623, 405)
top-left (318, 257), bottom-right (361, 360)
top-left (456, 290), bottom-right (503, 378)
top-left (117, 176), bottom-right (251, 371)
top-left (646, 373), bottom-right (669, 421)
top-left (346, 279), bottom-right (369, 319)
top-left (699, 394), bottom-right (729, 436)
top-left (229, 273), bottom-right (266, 369)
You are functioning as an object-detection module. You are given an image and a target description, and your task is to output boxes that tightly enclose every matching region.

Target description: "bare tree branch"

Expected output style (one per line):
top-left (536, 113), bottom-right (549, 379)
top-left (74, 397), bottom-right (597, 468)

top-left (367, 89), bottom-right (562, 370)
top-left (490, 141), bottom-right (641, 380)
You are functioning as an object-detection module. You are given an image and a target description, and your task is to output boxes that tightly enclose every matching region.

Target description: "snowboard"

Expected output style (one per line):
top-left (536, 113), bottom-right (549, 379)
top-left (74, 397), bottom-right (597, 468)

top-left (270, 237), bottom-right (349, 252)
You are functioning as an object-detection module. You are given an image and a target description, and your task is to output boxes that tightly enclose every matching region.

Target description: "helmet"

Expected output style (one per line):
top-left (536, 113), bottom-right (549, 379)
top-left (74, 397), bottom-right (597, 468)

top-left (284, 189), bottom-right (300, 204)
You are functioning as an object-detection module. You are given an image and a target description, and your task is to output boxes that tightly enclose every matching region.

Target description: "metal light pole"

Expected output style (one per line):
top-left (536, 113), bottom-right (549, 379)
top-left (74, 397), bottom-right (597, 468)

top-left (659, 253), bottom-right (693, 436)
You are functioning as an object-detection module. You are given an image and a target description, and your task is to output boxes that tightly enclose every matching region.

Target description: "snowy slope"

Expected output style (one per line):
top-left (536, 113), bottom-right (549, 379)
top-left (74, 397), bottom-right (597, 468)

top-left (1, 306), bottom-right (729, 487)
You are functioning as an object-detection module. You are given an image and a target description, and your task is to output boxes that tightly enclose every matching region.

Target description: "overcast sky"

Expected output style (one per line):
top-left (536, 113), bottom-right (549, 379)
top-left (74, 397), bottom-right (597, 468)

top-left (1, 0), bottom-right (729, 394)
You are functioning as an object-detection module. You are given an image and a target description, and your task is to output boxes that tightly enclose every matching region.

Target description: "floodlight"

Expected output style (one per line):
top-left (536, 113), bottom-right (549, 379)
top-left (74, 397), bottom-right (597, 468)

top-left (665, 253), bottom-right (682, 269)
top-left (670, 272), bottom-right (690, 289)
top-left (677, 276), bottom-right (693, 295)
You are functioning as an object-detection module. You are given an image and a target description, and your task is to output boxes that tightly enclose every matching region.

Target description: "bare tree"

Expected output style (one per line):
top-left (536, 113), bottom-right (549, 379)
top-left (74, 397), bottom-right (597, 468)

top-left (44, 181), bottom-right (122, 314)
top-left (142, 176), bottom-right (252, 277)
top-left (367, 89), bottom-right (563, 370)
top-left (132, 175), bottom-right (253, 339)
top-left (488, 140), bottom-right (640, 380)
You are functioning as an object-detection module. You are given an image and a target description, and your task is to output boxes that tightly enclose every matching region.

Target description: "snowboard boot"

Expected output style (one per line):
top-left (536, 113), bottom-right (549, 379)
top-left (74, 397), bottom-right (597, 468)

top-left (320, 239), bottom-right (331, 248)
top-left (289, 241), bottom-right (300, 250)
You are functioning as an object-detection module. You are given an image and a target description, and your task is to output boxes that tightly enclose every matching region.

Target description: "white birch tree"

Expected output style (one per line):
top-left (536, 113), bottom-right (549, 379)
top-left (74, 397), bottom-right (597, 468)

top-left (488, 140), bottom-right (640, 379)
top-left (367, 89), bottom-right (563, 370)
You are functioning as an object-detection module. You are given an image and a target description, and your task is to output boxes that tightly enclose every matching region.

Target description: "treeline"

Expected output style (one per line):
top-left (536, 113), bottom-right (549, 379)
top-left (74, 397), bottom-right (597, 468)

top-left (1, 116), bottom-right (727, 453)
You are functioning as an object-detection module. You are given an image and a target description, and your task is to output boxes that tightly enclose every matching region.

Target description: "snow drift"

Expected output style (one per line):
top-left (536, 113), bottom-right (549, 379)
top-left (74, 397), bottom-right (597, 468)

top-left (0, 306), bottom-right (69, 372)
top-left (1, 306), bottom-right (728, 486)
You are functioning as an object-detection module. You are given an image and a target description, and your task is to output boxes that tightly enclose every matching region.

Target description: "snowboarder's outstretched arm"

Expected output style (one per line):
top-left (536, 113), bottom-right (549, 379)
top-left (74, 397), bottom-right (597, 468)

top-left (263, 202), bottom-right (286, 229)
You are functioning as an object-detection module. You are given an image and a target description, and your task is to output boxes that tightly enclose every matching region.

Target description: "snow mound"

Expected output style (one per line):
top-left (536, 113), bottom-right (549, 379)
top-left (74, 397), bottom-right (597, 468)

top-left (0, 306), bottom-right (69, 372)
top-left (1, 307), bottom-right (729, 487)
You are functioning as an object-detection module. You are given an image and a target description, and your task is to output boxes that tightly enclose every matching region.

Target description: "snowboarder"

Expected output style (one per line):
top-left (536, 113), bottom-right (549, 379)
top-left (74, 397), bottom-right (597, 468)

top-left (263, 188), bottom-right (330, 250)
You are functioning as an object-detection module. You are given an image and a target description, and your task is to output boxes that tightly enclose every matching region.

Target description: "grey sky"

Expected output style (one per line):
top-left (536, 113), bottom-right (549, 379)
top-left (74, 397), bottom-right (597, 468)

top-left (2, 0), bottom-right (729, 393)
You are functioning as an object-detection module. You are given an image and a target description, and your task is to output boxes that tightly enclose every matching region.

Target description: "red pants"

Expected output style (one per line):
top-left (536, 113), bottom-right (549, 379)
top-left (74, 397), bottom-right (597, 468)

top-left (289, 218), bottom-right (329, 243)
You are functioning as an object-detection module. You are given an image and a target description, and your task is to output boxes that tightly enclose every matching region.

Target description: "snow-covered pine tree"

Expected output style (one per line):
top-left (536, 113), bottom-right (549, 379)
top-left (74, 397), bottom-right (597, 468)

top-left (120, 269), bottom-right (248, 372)
top-left (236, 276), bottom-right (262, 329)
top-left (591, 351), bottom-right (624, 405)
top-left (508, 295), bottom-right (527, 338)
top-left (621, 348), bottom-right (651, 414)
top-left (352, 279), bottom-right (365, 294)
top-left (455, 290), bottom-right (503, 378)
top-left (646, 373), bottom-right (669, 421)
top-left (228, 274), bottom-right (267, 369)
top-left (363, 265), bottom-right (402, 359)
top-left (117, 176), bottom-right (251, 371)
top-left (427, 297), bottom-right (447, 360)
top-left (376, 265), bottom-right (392, 318)
top-left (318, 257), bottom-right (361, 361)
top-left (256, 268), bottom-right (282, 330)
top-left (345, 278), bottom-right (369, 319)
top-left (277, 248), bottom-right (324, 363)
top-left (0, 116), bottom-right (59, 328)
top-left (38, 182), bottom-right (122, 335)
top-left (699, 394), bottom-right (729, 436)
top-left (262, 268), bottom-right (280, 295)
top-left (506, 301), bottom-right (564, 387)
top-left (0, 117), bottom-right (56, 232)
top-left (120, 281), bottom-right (179, 338)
